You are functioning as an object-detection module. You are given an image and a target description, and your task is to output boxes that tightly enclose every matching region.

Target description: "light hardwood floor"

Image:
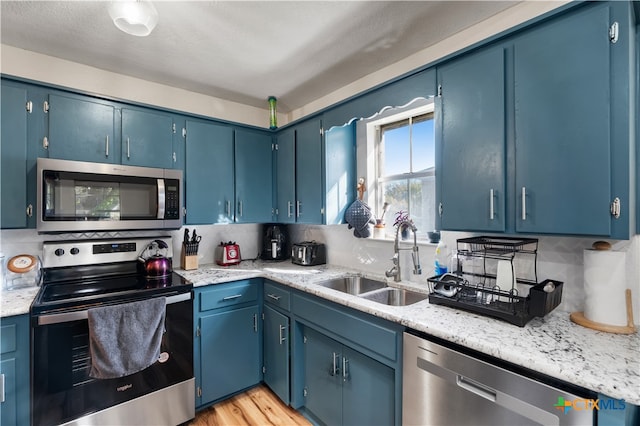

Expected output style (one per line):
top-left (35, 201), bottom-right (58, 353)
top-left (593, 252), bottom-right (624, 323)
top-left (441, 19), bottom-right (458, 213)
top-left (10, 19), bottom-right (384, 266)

top-left (190, 385), bottom-right (311, 426)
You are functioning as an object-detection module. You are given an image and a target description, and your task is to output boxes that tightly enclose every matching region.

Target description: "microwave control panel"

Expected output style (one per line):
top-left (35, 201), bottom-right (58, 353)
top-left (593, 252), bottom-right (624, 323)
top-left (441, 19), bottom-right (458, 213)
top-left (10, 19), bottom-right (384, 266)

top-left (165, 179), bottom-right (180, 219)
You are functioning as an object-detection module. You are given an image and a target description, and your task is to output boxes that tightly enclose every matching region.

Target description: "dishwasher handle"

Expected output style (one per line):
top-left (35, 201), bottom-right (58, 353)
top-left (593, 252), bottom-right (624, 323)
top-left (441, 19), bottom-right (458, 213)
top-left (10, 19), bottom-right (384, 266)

top-left (456, 374), bottom-right (497, 402)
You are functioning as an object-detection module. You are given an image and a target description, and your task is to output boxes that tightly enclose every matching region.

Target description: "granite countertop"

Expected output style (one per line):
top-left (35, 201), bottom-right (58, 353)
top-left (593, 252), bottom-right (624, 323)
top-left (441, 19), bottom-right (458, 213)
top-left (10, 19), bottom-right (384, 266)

top-left (3, 259), bottom-right (639, 405)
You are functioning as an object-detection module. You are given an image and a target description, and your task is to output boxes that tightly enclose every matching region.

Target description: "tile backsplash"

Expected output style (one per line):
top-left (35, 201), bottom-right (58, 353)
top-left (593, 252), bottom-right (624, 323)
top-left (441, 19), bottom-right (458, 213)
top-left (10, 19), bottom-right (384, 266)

top-left (2, 224), bottom-right (638, 325)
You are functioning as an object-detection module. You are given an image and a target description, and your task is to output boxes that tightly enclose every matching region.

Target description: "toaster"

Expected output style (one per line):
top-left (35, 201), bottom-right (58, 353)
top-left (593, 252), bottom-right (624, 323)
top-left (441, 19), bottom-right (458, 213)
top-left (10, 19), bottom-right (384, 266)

top-left (291, 241), bottom-right (326, 266)
top-left (215, 242), bottom-right (241, 266)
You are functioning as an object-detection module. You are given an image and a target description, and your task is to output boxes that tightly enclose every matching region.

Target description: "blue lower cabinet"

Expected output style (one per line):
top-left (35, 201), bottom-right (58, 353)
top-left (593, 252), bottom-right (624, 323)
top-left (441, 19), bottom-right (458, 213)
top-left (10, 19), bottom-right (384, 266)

top-left (597, 394), bottom-right (639, 426)
top-left (301, 325), bottom-right (395, 426)
top-left (263, 304), bottom-right (290, 405)
top-left (194, 280), bottom-right (261, 409)
top-left (0, 315), bottom-right (30, 426)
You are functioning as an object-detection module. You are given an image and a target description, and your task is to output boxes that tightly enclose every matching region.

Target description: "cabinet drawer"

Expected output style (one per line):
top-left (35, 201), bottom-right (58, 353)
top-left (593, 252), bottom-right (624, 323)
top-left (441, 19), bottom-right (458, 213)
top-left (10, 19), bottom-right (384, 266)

top-left (0, 323), bottom-right (17, 354)
top-left (199, 280), bottom-right (258, 312)
top-left (293, 294), bottom-right (399, 362)
top-left (263, 281), bottom-right (291, 311)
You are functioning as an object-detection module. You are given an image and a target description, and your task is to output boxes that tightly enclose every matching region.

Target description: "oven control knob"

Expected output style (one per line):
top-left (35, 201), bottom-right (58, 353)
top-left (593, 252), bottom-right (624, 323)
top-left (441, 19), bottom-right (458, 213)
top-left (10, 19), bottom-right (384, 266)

top-left (54, 248), bottom-right (65, 256)
top-left (70, 247), bottom-right (79, 255)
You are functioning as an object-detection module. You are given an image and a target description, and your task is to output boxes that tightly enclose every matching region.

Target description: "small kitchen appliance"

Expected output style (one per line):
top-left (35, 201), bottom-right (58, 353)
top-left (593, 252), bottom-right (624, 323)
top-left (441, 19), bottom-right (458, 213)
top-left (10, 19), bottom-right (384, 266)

top-left (215, 242), bottom-right (241, 266)
top-left (291, 241), bottom-right (326, 266)
top-left (261, 224), bottom-right (289, 261)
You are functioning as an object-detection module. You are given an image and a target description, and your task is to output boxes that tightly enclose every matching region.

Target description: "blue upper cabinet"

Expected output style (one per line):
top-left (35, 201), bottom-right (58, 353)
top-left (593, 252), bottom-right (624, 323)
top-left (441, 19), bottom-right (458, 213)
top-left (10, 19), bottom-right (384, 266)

top-left (1, 82), bottom-right (29, 229)
top-left (185, 120), bottom-right (235, 224)
top-left (47, 94), bottom-right (116, 163)
top-left (324, 122), bottom-right (356, 225)
top-left (513, 2), bottom-right (632, 238)
top-left (437, 46), bottom-right (506, 233)
top-left (235, 128), bottom-right (274, 223)
top-left (275, 128), bottom-right (296, 223)
top-left (121, 108), bottom-right (173, 168)
top-left (295, 118), bottom-right (324, 224)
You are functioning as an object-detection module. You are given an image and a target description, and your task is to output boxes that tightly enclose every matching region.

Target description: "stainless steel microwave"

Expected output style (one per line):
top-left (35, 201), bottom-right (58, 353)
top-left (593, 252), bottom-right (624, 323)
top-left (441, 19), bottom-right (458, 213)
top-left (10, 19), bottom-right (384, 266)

top-left (37, 158), bottom-right (182, 233)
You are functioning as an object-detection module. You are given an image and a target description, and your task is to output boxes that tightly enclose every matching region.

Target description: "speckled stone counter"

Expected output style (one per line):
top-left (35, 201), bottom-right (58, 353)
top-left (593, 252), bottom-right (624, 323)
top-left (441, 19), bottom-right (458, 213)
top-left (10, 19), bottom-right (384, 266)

top-left (3, 259), bottom-right (638, 405)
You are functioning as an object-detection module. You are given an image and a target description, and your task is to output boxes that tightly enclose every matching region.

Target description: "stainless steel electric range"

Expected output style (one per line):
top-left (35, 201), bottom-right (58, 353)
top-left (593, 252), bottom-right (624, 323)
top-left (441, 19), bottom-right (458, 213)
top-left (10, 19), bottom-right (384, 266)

top-left (30, 237), bottom-right (194, 426)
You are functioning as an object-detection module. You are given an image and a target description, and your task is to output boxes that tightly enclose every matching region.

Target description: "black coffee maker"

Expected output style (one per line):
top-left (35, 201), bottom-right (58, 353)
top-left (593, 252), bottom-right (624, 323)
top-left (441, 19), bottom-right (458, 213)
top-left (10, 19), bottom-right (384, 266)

top-left (261, 224), bottom-right (289, 261)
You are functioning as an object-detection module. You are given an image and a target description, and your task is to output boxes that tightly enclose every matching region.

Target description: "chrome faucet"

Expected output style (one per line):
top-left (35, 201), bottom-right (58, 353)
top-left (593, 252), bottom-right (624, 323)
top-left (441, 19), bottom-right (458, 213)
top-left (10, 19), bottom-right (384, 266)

top-left (385, 220), bottom-right (422, 282)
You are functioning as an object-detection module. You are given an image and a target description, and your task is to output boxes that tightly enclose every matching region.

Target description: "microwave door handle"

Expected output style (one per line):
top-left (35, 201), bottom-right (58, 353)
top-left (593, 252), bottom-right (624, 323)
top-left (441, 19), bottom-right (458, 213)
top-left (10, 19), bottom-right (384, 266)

top-left (157, 179), bottom-right (166, 219)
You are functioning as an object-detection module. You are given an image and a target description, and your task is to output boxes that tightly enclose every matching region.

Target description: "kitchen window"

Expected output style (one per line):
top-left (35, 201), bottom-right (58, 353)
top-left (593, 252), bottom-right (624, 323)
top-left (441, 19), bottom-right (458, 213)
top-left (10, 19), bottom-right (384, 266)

top-left (363, 100), bottom-right (435, 239)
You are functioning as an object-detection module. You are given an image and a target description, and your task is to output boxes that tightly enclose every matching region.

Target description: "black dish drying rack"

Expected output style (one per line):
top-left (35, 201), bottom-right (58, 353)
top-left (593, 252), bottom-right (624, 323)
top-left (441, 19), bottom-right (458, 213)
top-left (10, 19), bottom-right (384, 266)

top-left (427, 236), bottom-right (563, 327)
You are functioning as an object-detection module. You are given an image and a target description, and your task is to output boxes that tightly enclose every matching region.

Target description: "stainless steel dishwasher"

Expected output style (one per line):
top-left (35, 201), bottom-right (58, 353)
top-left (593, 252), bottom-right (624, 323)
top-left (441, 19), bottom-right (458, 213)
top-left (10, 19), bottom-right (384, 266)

top-left (403, 332), bottom-right (595, 426)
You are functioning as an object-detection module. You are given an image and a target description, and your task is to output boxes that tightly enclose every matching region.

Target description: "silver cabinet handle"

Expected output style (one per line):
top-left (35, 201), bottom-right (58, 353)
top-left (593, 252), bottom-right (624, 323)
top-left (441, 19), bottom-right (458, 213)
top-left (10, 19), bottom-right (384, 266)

top-left (342, 357), bottom-right (349, 382)
top-left (225, 200), bottom-right (231, 217)
top-left (330, 352), bottom-right (340, 376)
top-left (296, 201), bottom-right (301, 218)
top-left (105, 135), bottom-right (109, 157)
top-left (26, 204), bottom-right (33, 218)
top-left (521, 187), bottom-right (527, 221)
top-left (287, 201), bottom-right (293, 218)
top-left (0, 373), bottom-right (4, 403)
top-left (126, 137), bottom-right (130, 159)
top-left (489, 189), bottom-right (495, 220)
top-left (222, 294), bottom-right (242, 301)
top-left (253, 313), bottom-right (258, 332)
top-left (238, 200), bottom-right (243, 217)
top-left (279, 324), bottom-right (286, 345)
top-left (267, 293), bottom-right (281, 301)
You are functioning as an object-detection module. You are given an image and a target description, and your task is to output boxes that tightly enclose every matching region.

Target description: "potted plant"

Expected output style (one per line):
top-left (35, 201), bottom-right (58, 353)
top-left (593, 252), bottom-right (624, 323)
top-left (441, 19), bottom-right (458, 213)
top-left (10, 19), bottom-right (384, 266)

top-left (393, 210), bottom-right (412, 240)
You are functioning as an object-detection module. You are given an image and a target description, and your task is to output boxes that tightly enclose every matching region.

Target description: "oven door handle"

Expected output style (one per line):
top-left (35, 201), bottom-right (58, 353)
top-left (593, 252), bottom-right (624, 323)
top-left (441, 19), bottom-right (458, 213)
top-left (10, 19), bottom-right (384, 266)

top-left (36, 293), bottom-right (191, 325)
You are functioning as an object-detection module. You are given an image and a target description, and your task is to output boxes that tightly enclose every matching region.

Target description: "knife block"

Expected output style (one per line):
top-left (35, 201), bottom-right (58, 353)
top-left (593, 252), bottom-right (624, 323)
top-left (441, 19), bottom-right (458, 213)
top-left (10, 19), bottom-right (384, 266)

top-left (181, 251), bottom-right (198, 270)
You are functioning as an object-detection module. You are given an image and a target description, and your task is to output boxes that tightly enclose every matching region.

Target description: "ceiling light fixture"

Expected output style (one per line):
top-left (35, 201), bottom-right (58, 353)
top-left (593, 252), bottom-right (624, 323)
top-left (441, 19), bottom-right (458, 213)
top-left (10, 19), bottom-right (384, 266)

top-left (108, 0), bottom-right (158, 37)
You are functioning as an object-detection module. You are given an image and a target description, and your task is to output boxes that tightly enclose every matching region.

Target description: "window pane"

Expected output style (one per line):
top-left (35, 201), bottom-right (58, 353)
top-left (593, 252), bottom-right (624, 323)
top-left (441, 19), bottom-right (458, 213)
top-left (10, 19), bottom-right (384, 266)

top-left (409, 176), bottom-right (436, 238)
top-left (412, 118), bottom-right (435, 172)
top-left (381, 180), bottom-right (408, 224)
top-left (381, 126), bottom-right (410, 177)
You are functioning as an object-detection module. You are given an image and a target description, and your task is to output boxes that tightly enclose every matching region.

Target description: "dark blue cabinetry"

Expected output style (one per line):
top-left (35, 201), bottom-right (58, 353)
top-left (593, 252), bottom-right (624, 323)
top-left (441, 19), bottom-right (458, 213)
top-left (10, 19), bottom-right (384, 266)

top-left (275, 128), bottom-right (296, 223)
top-left (437, 47), bottom-right (506, 232)
top-left (47, 93), bottom-right (116, 163)
top-left (185, 120), bottom-right (235, 224)
top-left (263, 282), bottom-right (292, 405)
top-left (293, 118), bottom-right (323, 224)
top-left (1, 82), bottom-right (29, 228)
top-left (0, 315), bottom-right (30, 426)
top-left (121, 108), bottom-right (173, 168)
top-left (193, 280), bottom-right (262, 409)
top-left (235, 129), bottom-right (274, 223)
top-left (324, 123), bottom-right (356, 225)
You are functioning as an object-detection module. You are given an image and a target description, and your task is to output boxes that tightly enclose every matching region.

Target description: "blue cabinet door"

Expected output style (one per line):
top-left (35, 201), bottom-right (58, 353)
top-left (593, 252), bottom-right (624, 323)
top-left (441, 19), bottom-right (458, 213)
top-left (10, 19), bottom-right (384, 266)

top-left (0, 315), bottom-right (30, 426)
top-left (48, 94), bottom-right (116, 163)
top-left (235, 129), bottom-right (274, 223)
top-left (199, 305), bottom-right (260, 405)
top-left (514, 5), bottom-right (612, 235)
top-left (275, 128), bottom-right (296, 223)
top-left (121, 108), bottom-right (173, 168)
top-left (438, 47), bottom-right (506, 232)
top-left (1, 83), bottom-right (28, 228)
top-left (342, 345), bottom-right (395, 426)
top-left (263, 305), bottom-right (290, 404)
top-left (185, 120), bottom-right (234, 224)
top-left (295, 118), bottom-right (323, 224)
top-left (324, 123), bottom-right (356, 225)
top-left (303, 326), bottom-right (342, 426)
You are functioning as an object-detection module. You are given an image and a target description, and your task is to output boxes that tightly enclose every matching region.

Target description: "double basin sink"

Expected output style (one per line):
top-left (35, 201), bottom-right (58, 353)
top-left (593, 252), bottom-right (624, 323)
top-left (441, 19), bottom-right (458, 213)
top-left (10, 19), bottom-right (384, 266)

top-left (316, 275), bottom-right (427, 306)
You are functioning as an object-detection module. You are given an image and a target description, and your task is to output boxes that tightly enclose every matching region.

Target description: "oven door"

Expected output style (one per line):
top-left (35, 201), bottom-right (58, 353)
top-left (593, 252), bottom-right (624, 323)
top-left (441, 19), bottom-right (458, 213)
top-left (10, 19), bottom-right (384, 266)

top-left (32, 294), bottom-right (193, 426)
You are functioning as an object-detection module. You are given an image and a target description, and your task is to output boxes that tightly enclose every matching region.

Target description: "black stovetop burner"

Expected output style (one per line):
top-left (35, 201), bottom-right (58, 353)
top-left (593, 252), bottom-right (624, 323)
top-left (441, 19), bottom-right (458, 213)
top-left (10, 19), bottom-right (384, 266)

top-left (31, 261), bottom-right (192, 315)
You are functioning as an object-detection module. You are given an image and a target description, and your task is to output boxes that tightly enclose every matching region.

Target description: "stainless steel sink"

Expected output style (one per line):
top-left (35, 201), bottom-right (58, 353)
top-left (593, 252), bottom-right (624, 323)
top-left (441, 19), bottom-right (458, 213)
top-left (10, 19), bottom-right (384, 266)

top-left (360, 288), bottom-right (428, 306)
top-left (317, 276), bottom-right (387, 295)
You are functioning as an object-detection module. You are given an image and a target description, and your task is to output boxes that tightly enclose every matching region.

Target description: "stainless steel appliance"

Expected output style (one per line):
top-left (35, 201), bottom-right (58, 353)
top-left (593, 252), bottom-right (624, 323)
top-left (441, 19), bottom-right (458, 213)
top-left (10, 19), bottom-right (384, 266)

top-left (37, 158), bottom-right (182, 233)
top-left (261, 224), bottom-right (289, 261)
top-left (31, 237), bottom-right (194, 426)
top-left (403, 331), bottom-right (595, 426)
top-left (291, 241), bottom-right (326, 266)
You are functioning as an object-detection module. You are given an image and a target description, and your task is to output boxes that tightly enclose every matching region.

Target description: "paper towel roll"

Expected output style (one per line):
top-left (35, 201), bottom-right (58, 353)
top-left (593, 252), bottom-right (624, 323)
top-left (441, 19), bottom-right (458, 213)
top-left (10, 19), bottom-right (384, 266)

top-left (583, 249), bottom-right (627, 326)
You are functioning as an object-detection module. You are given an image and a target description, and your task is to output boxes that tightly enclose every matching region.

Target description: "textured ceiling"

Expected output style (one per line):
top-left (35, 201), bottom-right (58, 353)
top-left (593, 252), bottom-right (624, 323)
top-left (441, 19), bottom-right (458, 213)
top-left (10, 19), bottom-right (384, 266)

top-left (1, 1), bottom-right (518, 112)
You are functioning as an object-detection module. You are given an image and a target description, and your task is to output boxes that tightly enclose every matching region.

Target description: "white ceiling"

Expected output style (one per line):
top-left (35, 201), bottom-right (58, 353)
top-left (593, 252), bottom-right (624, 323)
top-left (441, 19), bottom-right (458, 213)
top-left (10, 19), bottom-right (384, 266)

top-left (1, 1), bottom-right (519, 113)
